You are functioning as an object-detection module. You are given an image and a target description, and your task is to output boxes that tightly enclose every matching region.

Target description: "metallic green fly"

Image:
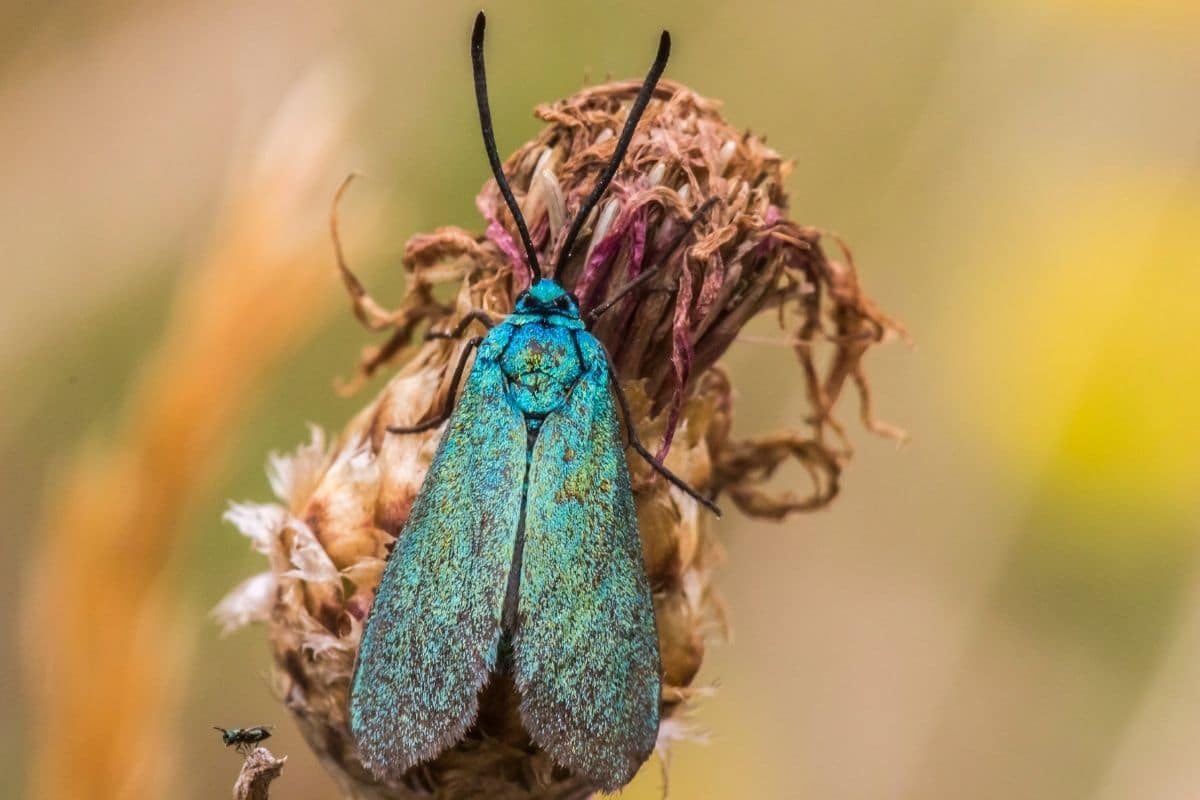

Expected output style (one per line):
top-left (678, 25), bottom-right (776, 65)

top-left (214, 725), bottom-right (272, 754)
top-left (349, 12), bottom-right (720, 792)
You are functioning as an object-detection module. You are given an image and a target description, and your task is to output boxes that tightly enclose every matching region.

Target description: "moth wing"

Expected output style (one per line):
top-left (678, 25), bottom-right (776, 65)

top-left (350, 340), bottom-right (526, 780)
top-left (514, 337), bottom-right (660, 791)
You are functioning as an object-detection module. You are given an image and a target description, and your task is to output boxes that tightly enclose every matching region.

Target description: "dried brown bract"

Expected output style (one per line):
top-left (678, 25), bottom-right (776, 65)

top-left (233, 748), bottom-right (288, 800)
top-left (218, 79), bottom-right (903, 798)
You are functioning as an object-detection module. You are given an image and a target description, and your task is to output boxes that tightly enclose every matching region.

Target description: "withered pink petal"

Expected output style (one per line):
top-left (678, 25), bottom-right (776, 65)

top-left (659, 259), bottom-right (696, 462)
top-left (485, 219), bottom-right (529, 287)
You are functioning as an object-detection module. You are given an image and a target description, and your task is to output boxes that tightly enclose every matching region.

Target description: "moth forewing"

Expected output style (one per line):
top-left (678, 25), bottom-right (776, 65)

top-left (348, 338), bottom-right (525, 779)
top-left (514, 337), bottom-right (660, 790)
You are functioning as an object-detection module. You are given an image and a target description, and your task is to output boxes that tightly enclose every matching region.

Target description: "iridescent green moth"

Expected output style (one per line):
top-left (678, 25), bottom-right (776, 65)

top-left (349, 12), bottom-right (719, 791)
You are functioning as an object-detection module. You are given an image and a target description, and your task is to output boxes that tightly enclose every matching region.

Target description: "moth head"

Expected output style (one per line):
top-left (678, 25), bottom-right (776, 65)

top-left (515, 279), bottom-right (580, 318)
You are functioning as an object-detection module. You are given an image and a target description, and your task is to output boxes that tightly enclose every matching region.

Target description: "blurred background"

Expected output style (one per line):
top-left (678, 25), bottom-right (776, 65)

top-left (3, 1), bottom-right (1198, 798)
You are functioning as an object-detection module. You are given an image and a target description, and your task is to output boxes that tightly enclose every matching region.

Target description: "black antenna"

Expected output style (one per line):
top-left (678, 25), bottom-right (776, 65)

top-left (552, 30), bottom-right (671, 280)
top-left (471, 12), bottom-right (541, 281)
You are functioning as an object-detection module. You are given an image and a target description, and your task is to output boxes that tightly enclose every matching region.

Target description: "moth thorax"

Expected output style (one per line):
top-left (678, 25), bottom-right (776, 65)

top-left (500, 325), bottom-right (584, 417)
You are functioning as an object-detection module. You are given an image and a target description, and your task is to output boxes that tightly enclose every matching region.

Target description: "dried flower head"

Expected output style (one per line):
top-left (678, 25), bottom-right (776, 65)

top-left (217, 79), bottom-right (903, 798)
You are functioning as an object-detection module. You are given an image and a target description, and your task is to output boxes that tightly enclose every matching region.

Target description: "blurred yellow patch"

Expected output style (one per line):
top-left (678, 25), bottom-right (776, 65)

top-left (958, 177), bottom-right (1200, 523)
top-left (1014, 0), bottom-right (1200, 25)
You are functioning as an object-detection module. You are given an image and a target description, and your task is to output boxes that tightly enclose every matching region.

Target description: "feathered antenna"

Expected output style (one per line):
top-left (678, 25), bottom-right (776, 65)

top-left (552, 29), bottom-right (671, 280)
top-left (471, 12), bottom-right (541, 282)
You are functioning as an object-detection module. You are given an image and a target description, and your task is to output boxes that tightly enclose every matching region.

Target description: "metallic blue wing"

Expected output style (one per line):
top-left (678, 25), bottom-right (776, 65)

top-left (350, 333), bottom-right (526, 780)
top-left (513, 332), bottom-right (661, 791)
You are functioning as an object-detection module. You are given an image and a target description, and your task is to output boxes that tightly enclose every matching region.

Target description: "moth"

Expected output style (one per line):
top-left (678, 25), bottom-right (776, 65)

top-left (349, 12), bottom-right (719, 792)
top-left (214, 725), bottom-right (273, 754)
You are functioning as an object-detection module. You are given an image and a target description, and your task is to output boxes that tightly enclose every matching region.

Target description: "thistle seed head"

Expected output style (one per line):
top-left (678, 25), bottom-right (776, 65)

top-left (216, 79), bottom-right (902, 798)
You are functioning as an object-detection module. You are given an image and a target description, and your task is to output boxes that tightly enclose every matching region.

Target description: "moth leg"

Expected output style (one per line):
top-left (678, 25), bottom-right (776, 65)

top-left (387, 337), bottom-right (482, 434)
top-left (588, 197), bottom-right (720, 324)
top-left (588, 265), bottom-right (662, 322)
top-left (426, 310), bottom-right (496, 340)
top-left (604, 353), bottom-right (722, 517)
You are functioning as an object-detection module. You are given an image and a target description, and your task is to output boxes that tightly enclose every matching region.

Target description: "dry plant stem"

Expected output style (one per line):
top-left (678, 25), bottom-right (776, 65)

top-left (23, 68), bottom-right (358, 800)
top-left (234, 749), bottom-right (288, 800)
top-left (217, 80), bottom-right (903, 798)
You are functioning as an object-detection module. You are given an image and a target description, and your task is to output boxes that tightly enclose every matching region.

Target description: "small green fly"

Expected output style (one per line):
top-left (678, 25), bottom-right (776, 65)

top-left (349, 12), bottom-right (719, 792)
top-left (214, 725), bottom-right (273, 754)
